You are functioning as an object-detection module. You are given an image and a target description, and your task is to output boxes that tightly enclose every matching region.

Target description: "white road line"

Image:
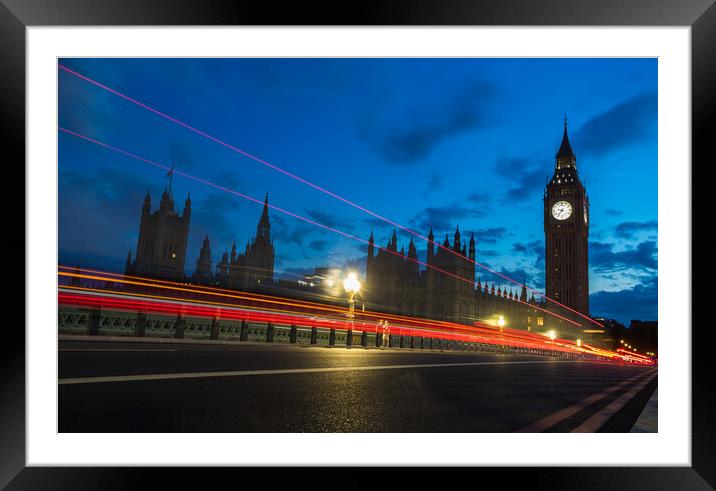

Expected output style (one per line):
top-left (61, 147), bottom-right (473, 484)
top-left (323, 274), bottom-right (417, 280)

top-left (59, 349), bottom-right (177, 352)
top-left (517, 369), bottom-right (656, 433)
top-left (58, 359), bottom-right (578, 385)
top-left (571, 371), bottom-right (658, 433)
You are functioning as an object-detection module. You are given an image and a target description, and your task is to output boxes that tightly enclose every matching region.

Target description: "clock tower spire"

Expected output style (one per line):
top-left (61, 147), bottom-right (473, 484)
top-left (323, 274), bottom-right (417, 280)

top-left (544, 117), bottom-right (590, 321)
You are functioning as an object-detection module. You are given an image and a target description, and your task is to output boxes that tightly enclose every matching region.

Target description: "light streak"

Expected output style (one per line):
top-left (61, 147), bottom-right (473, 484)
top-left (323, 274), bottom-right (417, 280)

top-left (57, 129), bottom-right (584, 329)
top-left (57, 268), bottom-right (634, 361)
top-left (58, 64), bottom-right (602, 329)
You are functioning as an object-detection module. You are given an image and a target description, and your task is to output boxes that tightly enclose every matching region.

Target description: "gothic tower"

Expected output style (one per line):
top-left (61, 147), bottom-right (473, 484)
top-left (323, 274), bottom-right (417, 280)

top-left (126, 186), bottom-right (191, 280)
top-left (544, 118), bottom-right (590, 316)
top-left (192, 234), bottom-right (213, 283)
top-left (227, 193), bottom-right (275, 289)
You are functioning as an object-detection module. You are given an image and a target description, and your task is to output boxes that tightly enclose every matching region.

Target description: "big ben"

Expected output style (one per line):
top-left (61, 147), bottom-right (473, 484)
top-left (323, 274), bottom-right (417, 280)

top-left (544, 118), bottom-right (589, 316)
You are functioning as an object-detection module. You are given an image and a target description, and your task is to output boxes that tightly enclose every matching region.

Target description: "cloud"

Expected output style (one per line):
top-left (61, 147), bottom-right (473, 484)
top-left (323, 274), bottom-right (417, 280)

top-left (410, 203), bottom-right (489, 232)
top-left (304, 208), bottom-right (353, 231)
top-left (590, 275), bottom-right (657, 324)
top-left (589, 240), bottom-right (657, 273)
top-left (191, 191), bottom-right (242, 246)
top-left (309, 240), bottom-right (329, 251)
top-left (476, 249), bottom-right (500, 257)
top-left (495, 156), bottom-right (547, 203)
top-left (605, 209), bottom-right (623, 216)
top-left (614, 220), bottom-right (657, 239)
top-left (59, 167), bottom-right (151, 264)
top-left (360, 80), bottom-right (497, 165)
top-left (271, 219), bottom-right (317, 247)
top-left (512, 240), bottom-right (545, 270)
top-left (467, 192), bottom-right (491, 205)
top-left (574, 92), bottom-right (657, 157)
top-left (475, 227), bottom-right (507, 244)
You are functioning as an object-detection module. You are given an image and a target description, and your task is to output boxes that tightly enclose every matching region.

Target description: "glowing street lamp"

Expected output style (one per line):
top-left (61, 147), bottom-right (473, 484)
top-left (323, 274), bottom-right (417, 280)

top-left (547, 330), bottom-right (557, 342)
top-left (496, 315), bottom-right (506, 349)
top-left (343, 272), bottom-right (361, 347)
top-left (576, 339), bottom-right (582, 347)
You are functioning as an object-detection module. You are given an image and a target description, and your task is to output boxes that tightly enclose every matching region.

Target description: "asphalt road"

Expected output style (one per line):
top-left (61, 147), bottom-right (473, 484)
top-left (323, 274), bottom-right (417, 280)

top-left (58, 339), bottom-right (657, 433)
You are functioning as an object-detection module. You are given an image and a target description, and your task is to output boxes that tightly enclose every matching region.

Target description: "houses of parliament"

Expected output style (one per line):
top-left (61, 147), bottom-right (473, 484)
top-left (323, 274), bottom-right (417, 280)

top-left (124, 121), bottom-right (592, 336)
top-left (125, 186), bottom-right (275, 292)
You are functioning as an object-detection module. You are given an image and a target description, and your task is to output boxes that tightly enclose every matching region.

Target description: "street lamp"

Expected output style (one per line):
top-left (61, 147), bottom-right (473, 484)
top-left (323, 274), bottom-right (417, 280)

top-left (497, 315), bottom-right (506, 350)
top-left (343, 272), bottom-right (361, 347)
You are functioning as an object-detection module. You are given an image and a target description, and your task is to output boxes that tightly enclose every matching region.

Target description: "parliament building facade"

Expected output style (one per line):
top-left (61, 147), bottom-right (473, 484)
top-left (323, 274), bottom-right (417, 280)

top-left (126, 189), bottom-right (275, 292)
top-left (124, 121), bottom-right (593, 338)
top-left (363, 121), bottom-right (592, 336)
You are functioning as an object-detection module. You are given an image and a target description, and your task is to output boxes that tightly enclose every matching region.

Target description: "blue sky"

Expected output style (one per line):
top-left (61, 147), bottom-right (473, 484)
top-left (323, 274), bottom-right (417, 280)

top-left (58, 58), bottom-right (658, 324)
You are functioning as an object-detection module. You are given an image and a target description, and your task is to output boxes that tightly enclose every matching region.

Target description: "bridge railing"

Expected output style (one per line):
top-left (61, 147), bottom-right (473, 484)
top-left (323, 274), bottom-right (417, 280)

top-left (57, 304), bottom-right (594, 360)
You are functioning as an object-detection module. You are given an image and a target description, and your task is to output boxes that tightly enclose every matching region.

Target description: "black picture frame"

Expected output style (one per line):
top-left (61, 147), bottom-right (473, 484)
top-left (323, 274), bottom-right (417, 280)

top-left (2, 0), bottom-right (713, 488)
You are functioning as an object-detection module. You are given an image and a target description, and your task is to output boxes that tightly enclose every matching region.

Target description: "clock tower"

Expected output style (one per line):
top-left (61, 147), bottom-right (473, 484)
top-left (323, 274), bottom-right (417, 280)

top-left (544, 118), bottom-right (590, 317)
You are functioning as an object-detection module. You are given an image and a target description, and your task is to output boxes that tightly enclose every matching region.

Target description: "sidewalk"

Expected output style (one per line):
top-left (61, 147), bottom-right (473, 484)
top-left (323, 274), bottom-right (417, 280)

top-left (630, 386), bottom-right (658, 433)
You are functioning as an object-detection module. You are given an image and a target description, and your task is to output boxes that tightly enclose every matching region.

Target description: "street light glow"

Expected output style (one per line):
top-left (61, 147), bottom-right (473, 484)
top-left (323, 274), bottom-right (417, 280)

top-left (343, 272), bottom-right (361, 294)
top-left (547, 330), bottom-right (556, 341)
top-left (497, 315), bottom-right (505, 329)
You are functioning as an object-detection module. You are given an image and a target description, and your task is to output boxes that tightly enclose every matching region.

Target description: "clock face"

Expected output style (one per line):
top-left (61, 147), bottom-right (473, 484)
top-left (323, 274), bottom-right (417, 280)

top-left (552, 200), bottom-right (572, 220)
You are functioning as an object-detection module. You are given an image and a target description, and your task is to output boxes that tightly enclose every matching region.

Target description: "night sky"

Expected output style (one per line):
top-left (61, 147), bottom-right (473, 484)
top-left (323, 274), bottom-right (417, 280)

top-left (58, 58), bottom-right (657, 325)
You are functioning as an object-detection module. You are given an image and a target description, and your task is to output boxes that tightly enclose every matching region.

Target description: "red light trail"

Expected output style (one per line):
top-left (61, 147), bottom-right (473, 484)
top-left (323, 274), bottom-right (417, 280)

top-left (57, 267), bottom-right (652, 364)
top-left (58, 127), bottom-right (584, 329)
top-left (57, 63), bottom-right (603, 329)
top-left (57, 265), bottom-right (563, 343)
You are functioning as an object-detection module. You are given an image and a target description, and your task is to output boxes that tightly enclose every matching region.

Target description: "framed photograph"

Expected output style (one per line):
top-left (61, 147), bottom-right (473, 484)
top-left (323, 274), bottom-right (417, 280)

top-left (3, 0), bottom-right (714, 488)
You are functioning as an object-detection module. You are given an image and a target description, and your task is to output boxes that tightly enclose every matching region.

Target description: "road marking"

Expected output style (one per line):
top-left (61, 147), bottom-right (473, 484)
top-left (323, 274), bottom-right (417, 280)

top-left (58, 359), bottom-right (579, 385)
top-left (59, 349), bottom-right (177, 352)
top-left (517, 369), bottom-right (657, 433)
top-left (571, 371), bottom-right (658, 433)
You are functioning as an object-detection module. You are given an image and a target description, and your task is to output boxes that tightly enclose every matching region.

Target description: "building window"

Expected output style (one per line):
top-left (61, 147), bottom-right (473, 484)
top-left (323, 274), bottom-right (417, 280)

top-left (537, 317), bottom-right (544, 326)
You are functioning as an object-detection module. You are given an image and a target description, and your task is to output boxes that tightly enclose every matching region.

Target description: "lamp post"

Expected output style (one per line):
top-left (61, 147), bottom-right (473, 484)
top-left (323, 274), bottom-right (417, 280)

top-left (343, 272), bottom-right (361, 347)
top-left (497, 315), bottom-right (506, 351)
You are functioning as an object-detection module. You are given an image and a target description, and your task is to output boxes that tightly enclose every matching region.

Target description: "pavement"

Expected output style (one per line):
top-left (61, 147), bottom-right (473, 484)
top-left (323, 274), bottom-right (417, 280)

top-left (58, 337), bottom-right (657, 433)
top-left (630, 387), bottom-right (658, 433)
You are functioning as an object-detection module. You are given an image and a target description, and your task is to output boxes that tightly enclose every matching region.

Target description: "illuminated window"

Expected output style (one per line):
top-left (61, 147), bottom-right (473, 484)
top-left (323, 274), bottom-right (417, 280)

top-left (537, 317), bottom-right (544, 326)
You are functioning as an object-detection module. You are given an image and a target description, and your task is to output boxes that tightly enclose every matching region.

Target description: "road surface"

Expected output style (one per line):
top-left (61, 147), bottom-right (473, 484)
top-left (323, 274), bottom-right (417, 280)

top-left (58, 338), bottom-right (657, 432)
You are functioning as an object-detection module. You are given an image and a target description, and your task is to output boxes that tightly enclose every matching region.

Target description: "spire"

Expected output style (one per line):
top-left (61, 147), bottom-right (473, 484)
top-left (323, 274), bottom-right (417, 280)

top-left (368, 230), bottom-right (374, 244)
top-left (454, 225), bottom-right (461, 250)
top-left (555, 116), bottom-right (576, 169)
top-left (408, 238), bottom-right (417, 259)
top-left (426, 227), bottom-right (435, 263)
top-left (256, 192), bottom-right (271, 240)
top-left (166, 162), bottom-right (175, 197)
